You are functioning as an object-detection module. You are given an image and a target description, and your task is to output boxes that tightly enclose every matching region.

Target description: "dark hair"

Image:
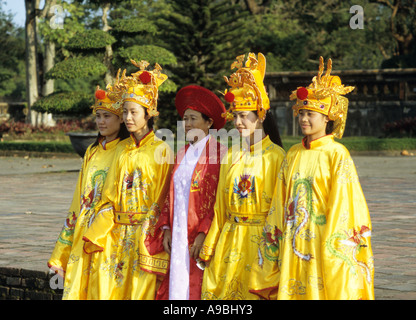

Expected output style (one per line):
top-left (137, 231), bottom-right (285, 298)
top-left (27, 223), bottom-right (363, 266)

top-left (263, 110), bottom-right (283, 148)
top-left (184, 108), bottom-right (211, 124)
top-left (200, 112), bottom-right (211, 122)
top-left (326, 120), bottom-right (334, 135)
top-left (146, 108), bottom-right (155, 129)
top-left (91, 121), bottom-right (130, 148)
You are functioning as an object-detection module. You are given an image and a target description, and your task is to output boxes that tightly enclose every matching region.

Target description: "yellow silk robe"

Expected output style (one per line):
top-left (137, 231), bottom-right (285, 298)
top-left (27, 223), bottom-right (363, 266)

top-left (82, 131), bottom-right (173, 300)
top-left (199, 135), bottom-right (286, 300)
top-left (249, 135), bottom-right (375, 300)
top-left (48, 137), bottom-right (129, 300)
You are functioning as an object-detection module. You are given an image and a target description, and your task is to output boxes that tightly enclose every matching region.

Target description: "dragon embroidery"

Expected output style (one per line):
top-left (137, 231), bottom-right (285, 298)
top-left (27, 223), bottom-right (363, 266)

top-left (285, 178), bottom-right (326, 261)
top-left (257, 224), bottom-right (283, 267)
top-left (326, 225), bottom-right (373, 284)
top-left (57, 211), bottom-right (77, 245)
top-left (80, 169), bottom-right (108, 227)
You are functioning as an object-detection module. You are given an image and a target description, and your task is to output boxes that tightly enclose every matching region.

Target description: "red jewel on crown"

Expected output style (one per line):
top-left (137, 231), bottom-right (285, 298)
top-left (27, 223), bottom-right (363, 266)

top-left (296, 87), bottom-right (308, 100)
top-left (95, 89), bottom-right (106, 100)
top-left (224, 92), bottom-right (235, 103)
top-left (139, 71), bottom-right (152, 84)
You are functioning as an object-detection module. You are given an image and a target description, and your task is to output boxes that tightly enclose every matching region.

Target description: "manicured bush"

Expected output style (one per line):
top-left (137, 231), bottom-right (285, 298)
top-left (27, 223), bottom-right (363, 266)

top-left (32, 91), bottom-right (93, 115)
top-left (0, 141), bottom-right (74, 153)
top-left (45, 56), bottom-right (107, 80)
top-left (111, 18), bottom-right (158, 34)
top-left (66, 29), bottom-right (117, 50)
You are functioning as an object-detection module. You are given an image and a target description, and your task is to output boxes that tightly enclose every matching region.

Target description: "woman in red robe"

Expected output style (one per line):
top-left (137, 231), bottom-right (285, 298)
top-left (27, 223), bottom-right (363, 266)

top-left (147, 85), bottom-right (227, 299)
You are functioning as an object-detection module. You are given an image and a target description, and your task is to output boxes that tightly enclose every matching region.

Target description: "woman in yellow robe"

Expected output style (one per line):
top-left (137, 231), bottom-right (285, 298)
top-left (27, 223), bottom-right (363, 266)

top-left (249, 57), bottom-right (375, 300)
top-left (199, 53), bottom-right (286, 300)
top-left (82, 61), bottom-right (173, 300)
top-left (48, 79), bottom-right (130, 299)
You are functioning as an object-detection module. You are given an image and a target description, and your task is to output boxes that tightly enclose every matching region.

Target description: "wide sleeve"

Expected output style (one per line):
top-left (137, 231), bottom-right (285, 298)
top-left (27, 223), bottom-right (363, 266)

top-left (249, 157), bottom-right (288, 300)
top-left (322, 150), bottom-right (375, 300)
top-left (144, 145), bottom-right (174, 256)
top-left (196, 142), bottom-right (228, 236)
top-left (82, 147), bottom-right (121, 253)
top-left (199, 157), bottom-right (228, 262)
top-left (48, 146), bottom-right (91, 273)
top-left (145, 173), bottom-right (173, 256)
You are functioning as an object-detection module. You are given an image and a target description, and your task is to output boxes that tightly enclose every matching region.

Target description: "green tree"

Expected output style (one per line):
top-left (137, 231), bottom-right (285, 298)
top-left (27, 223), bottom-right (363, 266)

top-left (156, 0), bottom-right (250, 90)
top-left (0, 2), bottom-right (25, 100)
top-left (370, 0), bottom-right (416, 68)
top-left (151, 0), bottom-right (251, 131)
top-left (239, 0), bottom-right (398, 71)
top-left (33, 0), bottom-right (177, 124)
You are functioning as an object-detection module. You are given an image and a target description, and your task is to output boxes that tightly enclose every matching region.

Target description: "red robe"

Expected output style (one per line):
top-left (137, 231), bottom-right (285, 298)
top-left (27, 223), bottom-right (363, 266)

top-left (146, 136), bottom-right (227, 299)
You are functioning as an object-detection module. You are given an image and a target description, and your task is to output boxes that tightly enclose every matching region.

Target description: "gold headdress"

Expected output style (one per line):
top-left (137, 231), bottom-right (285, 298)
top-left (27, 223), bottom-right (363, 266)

top-left (290, 56), bottom-right (355, 138)
top-left (222, 52), bottom-right (270, 121)
top-left (122, 59), bottom-right (168, 117)
top-left (91, 69), bottom-right (127, 116)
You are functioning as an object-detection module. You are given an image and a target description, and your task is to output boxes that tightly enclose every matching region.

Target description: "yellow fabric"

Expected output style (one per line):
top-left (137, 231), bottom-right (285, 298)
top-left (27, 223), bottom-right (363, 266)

top-left (200, 135), bottom-right (285, 300)
top-left (249, 134), bottom-right (375, 300)
top-left (82, 131), bottom-right (173, 300)
top-left (48, 137), bottom-right (128, 299)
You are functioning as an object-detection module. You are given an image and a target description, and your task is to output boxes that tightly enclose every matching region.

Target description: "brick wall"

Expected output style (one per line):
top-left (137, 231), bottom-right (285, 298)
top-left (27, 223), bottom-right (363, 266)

top-left (0, 267), bottom-right (62, 300)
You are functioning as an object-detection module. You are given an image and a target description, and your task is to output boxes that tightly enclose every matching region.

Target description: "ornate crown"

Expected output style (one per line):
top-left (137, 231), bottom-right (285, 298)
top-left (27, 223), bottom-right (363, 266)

top-left (122, 59), bottom-right (168, 117)
top-left (221, 53), bottom-right (270, 121)
top-left (290, 56), bottom-right (355, 138)
top-left (92, 69), bottom-right (127, 116)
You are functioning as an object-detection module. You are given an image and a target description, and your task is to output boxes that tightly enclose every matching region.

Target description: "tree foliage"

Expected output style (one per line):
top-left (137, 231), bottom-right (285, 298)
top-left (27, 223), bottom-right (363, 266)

top-left (66, 29), bottom-right (117, 50)
top-left (32, 91), bottom-right (93, 115)
top-left (0, 2), bottom-right (25, 99)
top-left (156, 0), bottom-right (250, 90)
top-left (45, 56), bottom-right (107, 80)
top-left (33, 0), bottom-right (177, 117)
top-left (2, 0), bottom-right (416, 127)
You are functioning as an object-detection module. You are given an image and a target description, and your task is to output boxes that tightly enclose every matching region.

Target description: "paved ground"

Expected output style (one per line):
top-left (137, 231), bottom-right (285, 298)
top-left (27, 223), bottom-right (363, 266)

top-left (0, 153), bottom-right (415, 300)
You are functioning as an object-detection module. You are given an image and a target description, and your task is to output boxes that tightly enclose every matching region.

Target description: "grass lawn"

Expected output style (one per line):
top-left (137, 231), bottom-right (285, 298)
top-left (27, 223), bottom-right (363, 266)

top-left (283, 136), bottom-right (416, 152)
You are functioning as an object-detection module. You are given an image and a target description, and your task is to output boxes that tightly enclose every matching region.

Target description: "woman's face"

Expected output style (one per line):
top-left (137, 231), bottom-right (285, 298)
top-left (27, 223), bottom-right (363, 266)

top-left (123, 101), bottom-right (149, 134)
top-left (183, 108), bottom-right (213, 140)
top-left (298, 109), bottom-right (328, 140)
top-left (95, 109), bottom-right (123, 141)
top-left (232, 111), bottom-right (262, 138)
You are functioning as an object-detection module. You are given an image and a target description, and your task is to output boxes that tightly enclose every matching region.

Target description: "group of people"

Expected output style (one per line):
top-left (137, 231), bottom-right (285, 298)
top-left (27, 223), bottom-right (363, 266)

top-left (48, 53), bottom-right (375, 300)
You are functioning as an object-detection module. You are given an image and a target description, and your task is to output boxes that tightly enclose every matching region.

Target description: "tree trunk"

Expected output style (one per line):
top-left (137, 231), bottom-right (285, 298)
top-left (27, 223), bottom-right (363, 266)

top-left (102, 2), bottom-right (114, 84)
top-left (42, 40), bottom-right (56, 126)
top-left (41, 0), bottom-right (57, 127)
top-left (24, 0), bottom-right (39, 125)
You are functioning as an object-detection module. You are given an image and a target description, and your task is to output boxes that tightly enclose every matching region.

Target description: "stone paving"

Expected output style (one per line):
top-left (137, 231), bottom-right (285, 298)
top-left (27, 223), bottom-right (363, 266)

top-left (0, 153), bottom-right (415, 300)
top-left (352, 155), bottom-right (416, 300)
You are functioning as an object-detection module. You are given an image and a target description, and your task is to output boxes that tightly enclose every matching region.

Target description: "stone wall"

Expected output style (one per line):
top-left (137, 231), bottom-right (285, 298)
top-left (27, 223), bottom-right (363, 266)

top-left (0, 267), bottom-right (62, 300)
